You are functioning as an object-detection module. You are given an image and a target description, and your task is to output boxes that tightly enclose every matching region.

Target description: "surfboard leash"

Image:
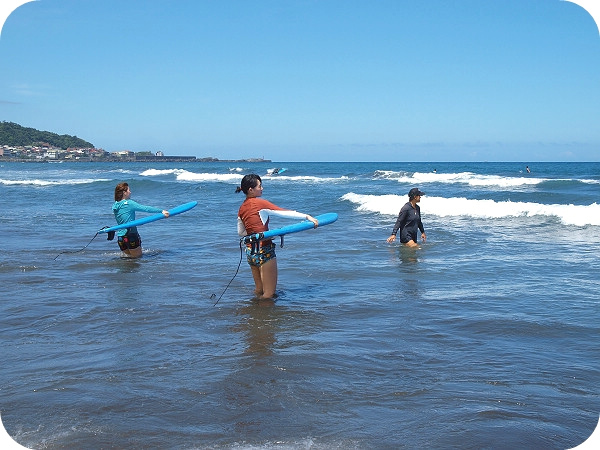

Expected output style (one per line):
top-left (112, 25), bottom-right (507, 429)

top-left (53, 226), bottom-right (114, 260)
top-left (211, 234), bottom-right (287, 306)
top-left (211, 238), bottom-right (245, 306)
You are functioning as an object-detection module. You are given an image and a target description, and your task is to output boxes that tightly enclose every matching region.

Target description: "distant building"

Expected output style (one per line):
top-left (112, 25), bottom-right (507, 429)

top-left (89, 148), bottom-right (108, 158)
top-left (112, 150), bottom-right (135, 158)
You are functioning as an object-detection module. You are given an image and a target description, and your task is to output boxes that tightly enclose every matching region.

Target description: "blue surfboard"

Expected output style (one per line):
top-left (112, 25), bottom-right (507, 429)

top-left (242, 212), bottom-right (337, 245)
top-left (98, 201), bottom-right (197, 234)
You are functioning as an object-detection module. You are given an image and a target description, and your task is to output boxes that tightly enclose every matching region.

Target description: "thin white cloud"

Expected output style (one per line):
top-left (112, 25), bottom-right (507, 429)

top-left (11, 83), bottom-right (41, 97)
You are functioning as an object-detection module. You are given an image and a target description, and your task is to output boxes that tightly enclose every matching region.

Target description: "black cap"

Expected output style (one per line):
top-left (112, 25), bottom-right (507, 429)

top-left (408, 188), bottom-right (425, 198)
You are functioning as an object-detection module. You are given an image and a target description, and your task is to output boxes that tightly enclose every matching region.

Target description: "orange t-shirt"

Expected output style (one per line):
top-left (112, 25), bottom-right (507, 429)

top-left (237, 197), bottom-right (286, 235)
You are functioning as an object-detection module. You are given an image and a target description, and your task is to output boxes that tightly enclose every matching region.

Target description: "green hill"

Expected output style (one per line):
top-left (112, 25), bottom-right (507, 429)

top-left (0, 121), bottom-right (94, 149)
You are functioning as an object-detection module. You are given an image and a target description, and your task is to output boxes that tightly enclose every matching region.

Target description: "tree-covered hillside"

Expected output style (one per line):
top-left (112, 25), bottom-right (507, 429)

top-left (0, 121), bottom-right (94, 149)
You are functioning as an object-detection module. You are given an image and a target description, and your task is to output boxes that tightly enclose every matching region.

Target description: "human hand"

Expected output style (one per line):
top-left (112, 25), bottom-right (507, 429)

top-left (307, 215), bottom-right (319, 228)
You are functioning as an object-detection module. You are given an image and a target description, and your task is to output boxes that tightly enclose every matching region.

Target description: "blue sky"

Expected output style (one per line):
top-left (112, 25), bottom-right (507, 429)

top-left (0, 0), bottom-right (599, 162)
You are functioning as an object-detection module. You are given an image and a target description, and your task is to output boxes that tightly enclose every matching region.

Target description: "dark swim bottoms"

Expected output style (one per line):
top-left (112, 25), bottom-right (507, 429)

top-left (246, 242), bottom-right (276, 267)
top-left (118, 232), bottom-right (141, 250)
top-left (400, 231), bottom-right (417, 244)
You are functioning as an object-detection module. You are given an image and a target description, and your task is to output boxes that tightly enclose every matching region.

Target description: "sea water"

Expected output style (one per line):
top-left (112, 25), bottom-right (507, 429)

top-left (1, 161), bottom-right (598, 448)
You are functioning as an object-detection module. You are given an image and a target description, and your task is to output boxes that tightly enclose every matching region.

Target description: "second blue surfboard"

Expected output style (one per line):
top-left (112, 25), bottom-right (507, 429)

top-left (98, 201), bottom-right (197, 234)
top-left (242, 212), bottom-right (338, 244)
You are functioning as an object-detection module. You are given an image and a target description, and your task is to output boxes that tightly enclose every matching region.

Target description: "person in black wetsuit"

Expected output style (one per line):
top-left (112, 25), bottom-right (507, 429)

top-left (386, 187), bottom-right (426, 248)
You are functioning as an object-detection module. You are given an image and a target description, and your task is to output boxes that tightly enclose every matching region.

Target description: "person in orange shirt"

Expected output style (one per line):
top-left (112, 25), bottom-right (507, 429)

top-left (236, 174), bottom-right (318, 300)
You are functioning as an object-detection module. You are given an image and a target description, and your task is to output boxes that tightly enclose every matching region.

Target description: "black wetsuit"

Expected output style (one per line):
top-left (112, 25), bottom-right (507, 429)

top-left (391, 202), bottom-right (424, 244)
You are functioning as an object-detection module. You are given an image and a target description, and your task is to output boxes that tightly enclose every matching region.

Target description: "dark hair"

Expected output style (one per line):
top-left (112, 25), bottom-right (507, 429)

top-left (114, 182), bottom-right (129, 201)
top-left (235, 174), bottom-right (262, 194)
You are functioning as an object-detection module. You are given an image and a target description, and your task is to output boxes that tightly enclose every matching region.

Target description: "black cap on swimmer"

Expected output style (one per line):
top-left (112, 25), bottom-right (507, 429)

top-left (408, 188), bottom-right (425, 199)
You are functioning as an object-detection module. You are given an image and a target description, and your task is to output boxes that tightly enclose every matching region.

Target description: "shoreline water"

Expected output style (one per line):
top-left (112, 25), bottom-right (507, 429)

top-left (1, 161), bottom-right (598, 448)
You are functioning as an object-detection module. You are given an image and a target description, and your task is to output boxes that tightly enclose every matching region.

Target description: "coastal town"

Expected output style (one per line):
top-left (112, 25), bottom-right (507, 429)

top-left (0, 144), bottom-right (269, 163)
top-left (0, 122), bottom-right (271, 162)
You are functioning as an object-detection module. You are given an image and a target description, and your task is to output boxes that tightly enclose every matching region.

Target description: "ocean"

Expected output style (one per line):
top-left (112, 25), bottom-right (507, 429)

top-left (1, 160), bottom-right (598, 449)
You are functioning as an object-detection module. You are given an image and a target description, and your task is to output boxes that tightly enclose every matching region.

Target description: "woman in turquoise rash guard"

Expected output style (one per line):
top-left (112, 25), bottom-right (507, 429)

top-left (112, 182), bottom-right (169, 258)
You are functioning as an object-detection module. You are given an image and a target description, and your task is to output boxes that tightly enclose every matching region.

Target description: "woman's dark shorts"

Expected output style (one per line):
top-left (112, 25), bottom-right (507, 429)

top-left (118, 231), bottom-right (142, 251)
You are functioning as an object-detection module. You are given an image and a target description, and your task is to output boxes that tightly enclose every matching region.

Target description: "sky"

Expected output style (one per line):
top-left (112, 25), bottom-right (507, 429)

top-left (0, 0), bottom-right (599, 162)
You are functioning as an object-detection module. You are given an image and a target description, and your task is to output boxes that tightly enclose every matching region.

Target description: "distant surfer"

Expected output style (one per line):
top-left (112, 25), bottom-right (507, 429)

top-left (236, 174), bottom-right (318, 301)
top-left (526, 166), bottom-right (531, 173)
top-left (112, 182), bottom-right (169, 258)
top-left (386, 187), bottom-right (426, 248)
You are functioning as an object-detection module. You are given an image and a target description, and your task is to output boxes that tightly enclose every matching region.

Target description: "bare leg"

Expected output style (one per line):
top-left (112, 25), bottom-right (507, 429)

top-left (403, 240), bottom-right (420, 249)
top-left (250, 265), bottom-right (264, 297)
top-left (259, 258), bottom-right (278, 299)
top-left (121, 247), bottom-right (143, 258)
top-left (128, 247), bottom-right (143, 258)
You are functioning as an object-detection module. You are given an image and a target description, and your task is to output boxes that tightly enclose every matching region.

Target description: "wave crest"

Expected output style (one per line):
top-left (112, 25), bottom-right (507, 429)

top-left (341, 192), bottom-right (600, 226)
top-left (374, 170), bottom-right (547, 188)
top-left (0, 178), bottom-right (111, 186)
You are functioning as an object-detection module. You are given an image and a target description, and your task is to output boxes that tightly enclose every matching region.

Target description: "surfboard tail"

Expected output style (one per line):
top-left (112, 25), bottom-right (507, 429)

top-left (242, 233), bottom-right (264, 245)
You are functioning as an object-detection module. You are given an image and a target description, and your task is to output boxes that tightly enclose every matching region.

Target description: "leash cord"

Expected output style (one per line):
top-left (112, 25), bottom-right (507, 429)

top-left (212, 239), bottom-right (244, 306)
top-left (53, 232), bottom-right (100, 261)
top-left (54, 230), bottom-right (245, 305)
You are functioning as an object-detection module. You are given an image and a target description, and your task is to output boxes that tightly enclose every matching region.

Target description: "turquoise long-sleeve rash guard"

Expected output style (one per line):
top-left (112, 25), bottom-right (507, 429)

top-left (112, 199), bottom-right (163, 236)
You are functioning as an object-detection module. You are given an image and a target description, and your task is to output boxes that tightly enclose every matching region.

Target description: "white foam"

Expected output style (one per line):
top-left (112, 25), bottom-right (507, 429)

top-left (139, 168), bottom-right (185, 176)
top-left (375, 170), bottom-right (548, 188)
top-left (109, 168), bottom-right (137, 174)
top-left (139, 168), bottom-right (241, 182)
top-left (342, 192), bottom-right (600, 226)
top-left (265, 175), bottom-right (349, 183)
top-left (0, 178), bottom-right (111, 186)
top-left (175, 171), bottom-right (243, 182)
top-left (138, 168), bottom-right (348, 183)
